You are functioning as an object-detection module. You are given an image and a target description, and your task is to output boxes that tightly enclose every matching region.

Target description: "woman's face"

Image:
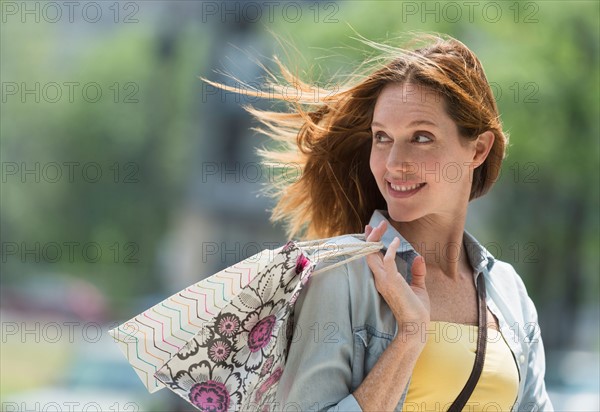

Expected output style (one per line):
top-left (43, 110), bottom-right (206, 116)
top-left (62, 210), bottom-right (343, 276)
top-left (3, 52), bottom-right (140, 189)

top-left (369, 82), bottom-right (483, 224)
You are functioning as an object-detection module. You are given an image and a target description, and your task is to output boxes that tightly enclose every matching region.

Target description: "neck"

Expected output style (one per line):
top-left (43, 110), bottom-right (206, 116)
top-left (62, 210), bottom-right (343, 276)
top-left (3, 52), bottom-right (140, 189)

top-left (391, 212), bottom-right (471, 280)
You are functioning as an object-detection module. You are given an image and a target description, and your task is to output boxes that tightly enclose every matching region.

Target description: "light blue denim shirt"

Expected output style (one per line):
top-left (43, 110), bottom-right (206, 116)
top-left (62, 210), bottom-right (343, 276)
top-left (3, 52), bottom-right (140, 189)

top-left (275, 209), bottom-right (553, 411)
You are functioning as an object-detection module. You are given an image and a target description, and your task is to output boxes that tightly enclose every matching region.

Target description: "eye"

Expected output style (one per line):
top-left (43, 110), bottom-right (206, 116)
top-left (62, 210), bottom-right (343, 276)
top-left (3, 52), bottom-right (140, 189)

top-left (413, 133), bottom-right (433, 143)
top-left (373, 132), bottom-right (392, 143)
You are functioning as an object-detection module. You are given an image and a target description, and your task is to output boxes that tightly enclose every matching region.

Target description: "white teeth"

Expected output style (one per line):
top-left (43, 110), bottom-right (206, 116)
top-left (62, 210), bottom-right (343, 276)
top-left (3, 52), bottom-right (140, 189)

top-left (390, 183), bottom-right (423, 192)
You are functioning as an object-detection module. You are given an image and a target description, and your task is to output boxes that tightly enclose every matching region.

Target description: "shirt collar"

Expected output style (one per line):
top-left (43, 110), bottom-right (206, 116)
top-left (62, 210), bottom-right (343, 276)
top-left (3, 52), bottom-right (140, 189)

top-left (368, 209), bottom-right (495, 274)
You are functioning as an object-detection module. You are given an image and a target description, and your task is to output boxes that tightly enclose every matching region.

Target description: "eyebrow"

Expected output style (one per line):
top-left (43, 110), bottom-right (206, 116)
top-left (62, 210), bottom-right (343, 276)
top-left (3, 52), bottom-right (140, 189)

top-left (371, 120), bottom-right (438, 128)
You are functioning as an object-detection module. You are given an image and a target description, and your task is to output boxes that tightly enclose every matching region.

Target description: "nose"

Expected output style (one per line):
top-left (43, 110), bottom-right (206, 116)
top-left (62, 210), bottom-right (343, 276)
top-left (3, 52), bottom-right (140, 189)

top-left (385, 142), bottom-right (414, 174)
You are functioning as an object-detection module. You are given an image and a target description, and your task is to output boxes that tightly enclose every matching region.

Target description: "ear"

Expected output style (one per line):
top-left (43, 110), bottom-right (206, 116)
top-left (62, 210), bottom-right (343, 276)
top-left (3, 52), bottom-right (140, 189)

top-left (472, 131), bottom-right (495, 168)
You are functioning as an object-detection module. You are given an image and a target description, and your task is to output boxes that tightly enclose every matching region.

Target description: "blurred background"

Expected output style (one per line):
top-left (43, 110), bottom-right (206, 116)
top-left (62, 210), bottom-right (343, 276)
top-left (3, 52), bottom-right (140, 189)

top-left (1, 1), bottom-right (598, 411)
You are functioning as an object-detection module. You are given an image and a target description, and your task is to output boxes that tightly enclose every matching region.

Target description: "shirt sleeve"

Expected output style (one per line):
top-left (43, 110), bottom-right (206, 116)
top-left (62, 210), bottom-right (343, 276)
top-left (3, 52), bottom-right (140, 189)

top-left (274, 260), bottom-right (363, 412)
top-left (514, 276), bottom-right (554, 411)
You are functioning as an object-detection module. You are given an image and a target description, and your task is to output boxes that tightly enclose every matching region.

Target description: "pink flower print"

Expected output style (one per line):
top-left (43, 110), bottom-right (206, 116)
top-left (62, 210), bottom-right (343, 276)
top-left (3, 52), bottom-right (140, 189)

top-left (170, 363), bottom-right (242, 411)
top-left (260, 355), bottom-right (274, 377)
top-left (248, 315), bottom-right (276, 353)
top-left (189, 380), bottom-right (230, 412)
top-left (254, 367), bottom-right (284, 403)
top-left (269, 367), bottom-right (283, 384)
top-left (209, 340), bottom-right (231, 363)
top-left (232, 300), bottom-right (286, 371)
top-left (217, 315), bottom-right (240, 338)
top-left (295, 254), bottom-right (310, 275)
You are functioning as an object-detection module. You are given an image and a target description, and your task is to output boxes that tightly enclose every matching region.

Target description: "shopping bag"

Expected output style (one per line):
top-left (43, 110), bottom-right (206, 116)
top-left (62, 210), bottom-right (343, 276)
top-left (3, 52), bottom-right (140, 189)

top-left (108, 246), bottom-right (281, 393)
top-left (110, 234), bottom-right (383, 411)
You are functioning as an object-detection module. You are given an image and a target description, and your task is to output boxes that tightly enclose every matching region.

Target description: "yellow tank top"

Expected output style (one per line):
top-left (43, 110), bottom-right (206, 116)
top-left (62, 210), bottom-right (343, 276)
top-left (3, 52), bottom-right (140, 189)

top-left (402, 321), bottom-right (519, 411)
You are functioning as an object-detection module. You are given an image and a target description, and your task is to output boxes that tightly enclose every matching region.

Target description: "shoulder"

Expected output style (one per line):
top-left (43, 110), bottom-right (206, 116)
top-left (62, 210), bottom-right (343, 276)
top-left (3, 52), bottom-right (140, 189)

top-left (294, 234), bottom-right (383, 317)
top-left (295, 235), bottom-right (357, 300)
top-left (489, 259), bottom-right (528, 293)
top-left (300, 234), bottom-right (372, 289)
top-left (306, 234), bottom-right (377, 288)
top-left (289, 235), bottom-right (364, 333)
top-left (297, 235), bottom-right (393, 331)
top-left (488, 258), bottom-right (538, 321)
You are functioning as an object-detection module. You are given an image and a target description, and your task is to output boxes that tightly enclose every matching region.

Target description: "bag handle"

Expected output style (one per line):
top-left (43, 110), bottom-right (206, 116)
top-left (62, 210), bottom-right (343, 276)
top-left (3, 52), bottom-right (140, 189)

top-left (295, 233), bottom-right (368, 249)
top-left (296, 234), bottom-right (384, 276)
top-left (447, 273), bottom-right (488, 411)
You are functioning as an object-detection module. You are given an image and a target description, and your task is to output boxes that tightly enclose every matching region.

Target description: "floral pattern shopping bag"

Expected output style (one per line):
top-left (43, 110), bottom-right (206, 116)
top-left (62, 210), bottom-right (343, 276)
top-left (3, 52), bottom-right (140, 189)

top-left (110, 234), bottom-right (382, 411)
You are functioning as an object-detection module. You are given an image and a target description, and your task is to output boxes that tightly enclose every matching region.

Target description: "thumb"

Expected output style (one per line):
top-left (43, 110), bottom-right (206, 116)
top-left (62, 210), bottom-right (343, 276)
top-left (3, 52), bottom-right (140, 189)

top-left (410, 255), bottom-right (427, 289)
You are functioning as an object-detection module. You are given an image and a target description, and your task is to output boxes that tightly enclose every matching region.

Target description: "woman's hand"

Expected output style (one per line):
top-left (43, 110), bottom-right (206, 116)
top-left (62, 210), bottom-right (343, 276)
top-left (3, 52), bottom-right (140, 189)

top-left (351, 222), bottom-right (432, 410)
top-left (365, 221), bottom-right (430, 340)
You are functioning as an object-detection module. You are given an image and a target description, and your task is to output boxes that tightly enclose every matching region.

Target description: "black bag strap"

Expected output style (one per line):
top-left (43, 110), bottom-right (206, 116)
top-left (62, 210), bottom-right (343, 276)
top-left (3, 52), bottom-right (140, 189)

top-left (448, 273), bottom-right (488, 412)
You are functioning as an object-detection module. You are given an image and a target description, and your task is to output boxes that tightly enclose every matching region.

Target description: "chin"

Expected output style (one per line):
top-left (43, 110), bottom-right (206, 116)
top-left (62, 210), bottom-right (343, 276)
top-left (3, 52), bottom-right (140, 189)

top-left (386, 205), bottom-right (424, 224)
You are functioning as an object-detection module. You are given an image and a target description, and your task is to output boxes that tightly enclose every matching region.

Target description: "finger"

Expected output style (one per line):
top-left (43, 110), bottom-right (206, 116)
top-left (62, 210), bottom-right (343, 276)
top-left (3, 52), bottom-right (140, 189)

top-left (366, 224), bottom-right (380, 243)
top-left (366, 221), bottom-right (390, 281)
top-left (367, 223), bottom-right (381, 242)
top-left (365, 236), bottom-right (386, 275)
top-left (382, 237), bottom-right (400, 274)
top-left (410, 255), bottom-right (427, 290)
top-left (366, 223), bottom-right (391, 274)
top-left (366, 254), bottom-right (386, 293)
top-left (365, 250), bottom-right (384, 273)
top-left (367, 220), bottom-right (387, 243)
top-left (375, 220), bottom-right (387, 237)
top-left (365, 224), bottom-right (373, 238)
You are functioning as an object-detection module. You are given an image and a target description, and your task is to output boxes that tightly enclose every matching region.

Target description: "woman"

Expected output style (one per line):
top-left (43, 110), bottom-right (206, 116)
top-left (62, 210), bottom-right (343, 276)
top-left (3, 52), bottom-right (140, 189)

top-left (208, 33), bottom-right (553, 411)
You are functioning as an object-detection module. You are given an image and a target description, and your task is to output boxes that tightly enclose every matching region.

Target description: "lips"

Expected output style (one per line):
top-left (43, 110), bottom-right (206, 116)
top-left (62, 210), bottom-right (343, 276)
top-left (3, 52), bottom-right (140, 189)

top-left (386, 181), bottom-right (426, 198)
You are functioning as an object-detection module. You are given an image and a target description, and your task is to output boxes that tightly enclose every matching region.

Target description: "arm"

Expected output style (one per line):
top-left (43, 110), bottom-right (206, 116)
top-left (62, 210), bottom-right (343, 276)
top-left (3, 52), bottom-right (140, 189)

top-left (514, 278), bottom-right (554, 411)
top-left (274, 259), bottom-right (362, 411)
top-left (353, 224), bottom-right (429, 411)
top-left (353, 334), bottom-right (425, 411)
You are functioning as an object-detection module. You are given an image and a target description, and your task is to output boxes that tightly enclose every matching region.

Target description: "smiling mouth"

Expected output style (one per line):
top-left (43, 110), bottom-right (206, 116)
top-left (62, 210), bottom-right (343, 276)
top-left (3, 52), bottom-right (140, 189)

top-left (389, 182), bottom-right (425, 192)
top-left (387, 181), bottom-right (426, 197)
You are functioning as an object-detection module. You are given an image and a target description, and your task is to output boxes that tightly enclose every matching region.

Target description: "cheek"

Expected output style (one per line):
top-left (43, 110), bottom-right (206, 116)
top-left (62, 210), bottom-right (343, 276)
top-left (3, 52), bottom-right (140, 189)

top-left (369, 150), bottom-right (383, 177)
top-left (441, 147), bottom-right (477, 183)
top-left (370, 154), bottom-right (390, 191)
top-left (440, 162), bottom-right (466, 185)
top-left (430, 154), bottom-right (475, 188)
top-left (415, 154), bottom-right (442, 181)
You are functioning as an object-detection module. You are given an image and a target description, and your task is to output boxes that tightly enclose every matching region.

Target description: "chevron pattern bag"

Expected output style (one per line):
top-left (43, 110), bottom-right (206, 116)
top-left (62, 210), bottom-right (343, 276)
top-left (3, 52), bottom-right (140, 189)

top-left (109, 234), bottom-right (382, 411)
